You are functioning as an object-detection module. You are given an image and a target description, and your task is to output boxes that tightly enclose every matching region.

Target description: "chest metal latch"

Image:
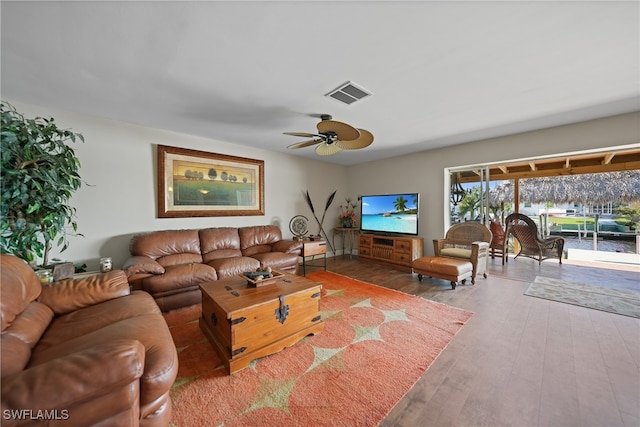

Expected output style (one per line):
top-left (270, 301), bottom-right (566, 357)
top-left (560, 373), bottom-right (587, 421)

top-left (275, 295), bottom-right (289, 324)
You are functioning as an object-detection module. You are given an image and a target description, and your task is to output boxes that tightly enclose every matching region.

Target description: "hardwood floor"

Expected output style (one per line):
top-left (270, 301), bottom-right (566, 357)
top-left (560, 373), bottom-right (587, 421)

top-left (305, 255), bottom-right (640, 427)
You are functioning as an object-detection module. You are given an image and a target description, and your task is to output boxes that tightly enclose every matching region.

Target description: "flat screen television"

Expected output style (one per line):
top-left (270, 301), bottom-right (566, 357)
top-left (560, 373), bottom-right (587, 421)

top-left (360, 193), bottom-right (419, 236)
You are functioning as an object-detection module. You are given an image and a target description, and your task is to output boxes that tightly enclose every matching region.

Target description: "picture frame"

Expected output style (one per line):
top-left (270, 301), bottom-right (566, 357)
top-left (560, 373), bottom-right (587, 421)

top-left (157, 145), bottom-right (264, 217)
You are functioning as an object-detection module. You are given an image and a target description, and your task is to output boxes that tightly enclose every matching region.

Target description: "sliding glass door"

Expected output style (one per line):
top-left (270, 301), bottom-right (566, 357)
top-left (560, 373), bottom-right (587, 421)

top-left (448, 166), bottom-right (491, 227)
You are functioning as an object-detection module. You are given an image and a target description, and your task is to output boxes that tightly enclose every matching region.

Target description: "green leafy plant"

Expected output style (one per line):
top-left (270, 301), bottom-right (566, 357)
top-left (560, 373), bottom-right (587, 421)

top-left (1, 101), bottom-right (84, 266)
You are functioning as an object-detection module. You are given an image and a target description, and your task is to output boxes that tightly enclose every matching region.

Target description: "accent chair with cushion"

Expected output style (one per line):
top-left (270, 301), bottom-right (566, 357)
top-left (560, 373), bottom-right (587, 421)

top-left (433, 222), bottom-right (492, 283)
top-left (504, 213), bottom-right (564, 264)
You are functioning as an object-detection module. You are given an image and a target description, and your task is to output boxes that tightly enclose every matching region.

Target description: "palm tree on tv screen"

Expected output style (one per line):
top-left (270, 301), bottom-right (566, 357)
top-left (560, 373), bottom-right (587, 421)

top-left (394, 196), bottom-right (408, 213)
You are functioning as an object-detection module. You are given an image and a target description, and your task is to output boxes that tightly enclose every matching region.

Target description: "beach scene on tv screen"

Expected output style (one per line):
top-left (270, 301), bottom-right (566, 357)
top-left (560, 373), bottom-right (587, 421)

top-left (361, 194), bottom-right (418, 234)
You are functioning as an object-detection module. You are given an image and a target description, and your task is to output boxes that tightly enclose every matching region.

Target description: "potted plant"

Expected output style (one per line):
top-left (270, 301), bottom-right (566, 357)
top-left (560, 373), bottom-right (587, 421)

top-left (338, 197), bottom-right (359, 228)
top-left (1, 101), bottom-right (84, 267)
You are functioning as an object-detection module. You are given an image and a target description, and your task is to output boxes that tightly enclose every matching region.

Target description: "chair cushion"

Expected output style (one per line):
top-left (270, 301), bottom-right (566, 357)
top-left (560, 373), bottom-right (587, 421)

top-left (440, 247), bottom-right (472, 259)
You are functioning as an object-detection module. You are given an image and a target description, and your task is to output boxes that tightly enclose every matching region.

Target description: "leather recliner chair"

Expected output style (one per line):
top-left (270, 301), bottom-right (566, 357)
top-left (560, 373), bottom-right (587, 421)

top-left (0, 254), bottom-right (178, 427)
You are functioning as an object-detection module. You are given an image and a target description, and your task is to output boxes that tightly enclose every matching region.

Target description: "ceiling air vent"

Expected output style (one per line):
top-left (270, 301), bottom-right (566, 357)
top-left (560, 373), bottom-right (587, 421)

top-left (326, 81), bottom-right (372, 105)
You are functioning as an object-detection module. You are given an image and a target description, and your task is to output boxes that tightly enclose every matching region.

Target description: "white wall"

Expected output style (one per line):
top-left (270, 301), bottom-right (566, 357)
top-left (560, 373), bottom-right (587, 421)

top-left (347, 112), bottom-right (640, 256)
top-left (7, 101), bottom-right (638, 268)
top-left (9, 101), bottom-right (349, 270)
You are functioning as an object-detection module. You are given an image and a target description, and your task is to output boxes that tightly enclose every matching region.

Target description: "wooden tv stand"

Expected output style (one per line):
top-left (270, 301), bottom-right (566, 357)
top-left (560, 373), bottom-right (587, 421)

top-left (357, 234), bottom-right (423, 272)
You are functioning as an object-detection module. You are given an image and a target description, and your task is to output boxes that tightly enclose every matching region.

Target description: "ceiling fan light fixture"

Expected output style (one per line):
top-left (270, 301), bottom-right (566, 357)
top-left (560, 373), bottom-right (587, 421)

top-left (285, 115), bottom-right (373, 156)
top-left (315, 142), bottom-right (343, 156)
top-left (326, 81), bottom-right (372, 105)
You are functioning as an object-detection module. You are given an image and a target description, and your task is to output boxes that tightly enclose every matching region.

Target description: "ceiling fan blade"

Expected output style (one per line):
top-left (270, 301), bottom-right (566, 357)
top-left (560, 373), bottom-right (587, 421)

top-left (315, 142), bottom-right (344, 156)
top-left (287, 139), bottom-right (323, 149)
top-left (316, 120), bottom-right (360, 141)
top-left (339, 129), bottom-right (374, 149)
top-left (283, 132), bottom-right (320, 138)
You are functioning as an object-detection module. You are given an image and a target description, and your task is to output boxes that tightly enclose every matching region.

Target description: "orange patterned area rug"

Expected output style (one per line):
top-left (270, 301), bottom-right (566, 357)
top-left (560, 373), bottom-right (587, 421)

top-left (165, 271), bottom-right (473, 427)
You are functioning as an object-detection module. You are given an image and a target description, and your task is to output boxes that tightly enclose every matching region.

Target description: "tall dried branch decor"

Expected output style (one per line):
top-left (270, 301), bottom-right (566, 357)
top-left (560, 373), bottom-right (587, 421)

top-left (304, 190), bottom-right (336, 253)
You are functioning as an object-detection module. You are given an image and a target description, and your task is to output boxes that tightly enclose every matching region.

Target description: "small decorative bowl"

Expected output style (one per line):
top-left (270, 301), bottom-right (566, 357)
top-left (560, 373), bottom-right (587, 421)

top-left (241, 270), bottom-right (285, 287)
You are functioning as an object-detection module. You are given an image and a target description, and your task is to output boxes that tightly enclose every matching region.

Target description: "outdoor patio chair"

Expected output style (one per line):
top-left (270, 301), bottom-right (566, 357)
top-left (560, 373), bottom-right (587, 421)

top-left (489, 220), bottom-right (507, 264)
top-left (504, 213), bottom-right (565, 264)
top-left (433, 222), bottom-right (492, 282)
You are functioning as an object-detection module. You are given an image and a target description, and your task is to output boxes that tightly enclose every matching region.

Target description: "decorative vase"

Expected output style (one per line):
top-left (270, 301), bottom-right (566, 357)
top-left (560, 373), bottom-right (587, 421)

top-left (340, 217), bottom-right (353, 228)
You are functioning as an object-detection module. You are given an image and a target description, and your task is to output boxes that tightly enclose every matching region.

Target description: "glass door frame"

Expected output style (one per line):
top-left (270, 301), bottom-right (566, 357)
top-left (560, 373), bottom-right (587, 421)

top-left (445, 166), bottom-right (491, 229)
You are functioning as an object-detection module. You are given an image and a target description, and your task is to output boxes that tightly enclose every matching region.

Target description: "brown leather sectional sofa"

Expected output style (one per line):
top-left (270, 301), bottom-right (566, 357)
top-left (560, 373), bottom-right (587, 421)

top-left (123, 225), bottom-right (303, 311)
top-left (0, 254), bottom-right (178, 427)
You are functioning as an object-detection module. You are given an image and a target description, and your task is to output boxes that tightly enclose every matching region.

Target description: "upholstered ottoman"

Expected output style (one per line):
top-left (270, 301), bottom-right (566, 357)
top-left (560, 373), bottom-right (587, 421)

top-left (412, 256), bottom-right (474, 289)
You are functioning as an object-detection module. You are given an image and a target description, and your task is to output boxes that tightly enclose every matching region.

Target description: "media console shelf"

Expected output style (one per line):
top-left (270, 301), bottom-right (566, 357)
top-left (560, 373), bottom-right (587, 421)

top-left (358, 234), bottom-right (423, 273)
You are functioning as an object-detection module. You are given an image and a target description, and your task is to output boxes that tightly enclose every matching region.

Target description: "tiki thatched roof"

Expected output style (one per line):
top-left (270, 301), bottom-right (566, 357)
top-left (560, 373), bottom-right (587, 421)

top-left (489, 170), bottom-right (640, 205)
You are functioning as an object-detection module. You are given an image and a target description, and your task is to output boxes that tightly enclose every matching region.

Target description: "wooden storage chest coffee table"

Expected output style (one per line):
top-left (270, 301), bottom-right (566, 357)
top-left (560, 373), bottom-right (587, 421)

top-left (199, 272), bottom-right (324, 374)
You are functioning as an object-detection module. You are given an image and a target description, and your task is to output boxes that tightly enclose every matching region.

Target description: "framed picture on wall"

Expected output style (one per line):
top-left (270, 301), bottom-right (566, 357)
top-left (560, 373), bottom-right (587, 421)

top-left (157, 145), bottom-right (264, 217)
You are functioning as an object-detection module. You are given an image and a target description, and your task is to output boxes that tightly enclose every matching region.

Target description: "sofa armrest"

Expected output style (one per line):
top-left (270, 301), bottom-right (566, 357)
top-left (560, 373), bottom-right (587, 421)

top-left (469, 241), bottom-right (490, 261)
top-left (123, 256), bottom-right (165, 277)
top-left (37, 270), bottom-right (131, 315)
top-left (433, 239), bottom-right (447, 255)
top-left (271, 239), bottom-right (303, 254)
top-left (1, 340), bottom-right (145, 426)
top-left (472, 241), bottom-right (490, 253)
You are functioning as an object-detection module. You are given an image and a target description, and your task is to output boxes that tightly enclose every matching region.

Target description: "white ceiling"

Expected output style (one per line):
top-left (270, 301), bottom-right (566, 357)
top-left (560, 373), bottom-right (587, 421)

top-left (2, 1), bottom-right (638, 166)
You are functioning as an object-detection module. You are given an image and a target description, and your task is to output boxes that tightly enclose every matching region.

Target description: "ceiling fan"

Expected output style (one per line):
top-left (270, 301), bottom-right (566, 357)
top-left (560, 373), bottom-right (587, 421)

top-left (284, 114), bottom-right (374, 156)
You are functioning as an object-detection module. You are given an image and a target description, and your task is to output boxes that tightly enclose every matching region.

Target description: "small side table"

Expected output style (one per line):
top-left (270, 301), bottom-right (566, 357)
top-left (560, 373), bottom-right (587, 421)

top-left (301, 240), bottom-right (327, 275)
top-left (333, 228), bottom-right (360, 259)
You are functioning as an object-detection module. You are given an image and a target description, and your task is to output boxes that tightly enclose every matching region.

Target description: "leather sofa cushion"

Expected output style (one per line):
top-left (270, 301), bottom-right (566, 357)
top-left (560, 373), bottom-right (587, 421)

top-left (200, 227), bottom-right (242, 258)
top-left (251, 252), bottom-right (299, 270)
top-left (29, 291), bottom-right (177, 411)
top-left (1, 335), bottom-right (31, 377)
top-left (130, 229), bottom-right (202, 264)
top-left (38, 270), bottom-right (130, 315)
top-left (0, 257), bottom-right (53, 377)
top-left (154, 289), bottom-right (202, 313)
top-left (33, 291), bottom-right (160, 353)
top-left (272, 239), bottom-right (303, 254)
top-left (150, 285), bottom-right (200, 300)
top-left (203, 248), bottom-right (243, 263)
top-left (123, 255), bottom-right (165, 276)
top-left (157, 252), bottom-right (203, 268)
top-left (1, 302), bottom-right (53, 376)
top-left (239, 225), bottom-right (281, 256)
top-left (141, 263), bottom-right (217, 294)
top-left (1, 256), bottom-right (42, 331)
top-left (242, 244), bottom-right (272, 257)
top-left (206, 257), bottom-right (260, 279)
top-left (2, 339), bottom-right (145, 427)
